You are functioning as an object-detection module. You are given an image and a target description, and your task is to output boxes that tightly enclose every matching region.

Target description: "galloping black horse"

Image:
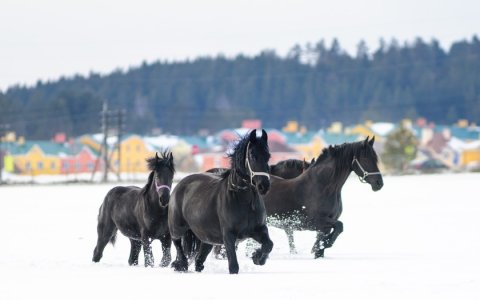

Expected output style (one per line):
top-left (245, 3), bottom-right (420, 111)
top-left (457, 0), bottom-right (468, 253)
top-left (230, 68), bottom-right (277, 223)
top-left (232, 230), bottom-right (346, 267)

top-left (264, 137), bottom-right (383, 257)
top-left (269, 158), bottom-right (315, 179)
top-left (92, 152), bottom-right (175, 267)
top-left (208, 157), bottom-right (314, 258)
top-left (168, 129), bottom-right (273, 274)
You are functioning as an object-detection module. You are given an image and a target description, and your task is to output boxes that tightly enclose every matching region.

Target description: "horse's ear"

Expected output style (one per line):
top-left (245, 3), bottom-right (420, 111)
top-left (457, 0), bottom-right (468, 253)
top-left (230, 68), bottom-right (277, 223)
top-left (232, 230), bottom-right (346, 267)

top-left (364, 136), bottom-right (370, 146)
top-left (249, 129), bottom-right (257, 143)
top-left (169, 152), bottom-right (173, 161)
top-left (155, 152), bottom-right (159, 161)
top-left (261, 129), bottom-right (268, 143)
top-left (311, 158), bottom-right (315, 164)
top-left (369, 136), bottom-right (375, 146)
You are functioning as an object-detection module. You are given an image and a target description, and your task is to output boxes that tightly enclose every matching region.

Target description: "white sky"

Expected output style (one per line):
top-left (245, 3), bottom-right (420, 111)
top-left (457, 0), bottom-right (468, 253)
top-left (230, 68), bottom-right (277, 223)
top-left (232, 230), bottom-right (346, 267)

top-left (1, 0), bottom-right (479, 91)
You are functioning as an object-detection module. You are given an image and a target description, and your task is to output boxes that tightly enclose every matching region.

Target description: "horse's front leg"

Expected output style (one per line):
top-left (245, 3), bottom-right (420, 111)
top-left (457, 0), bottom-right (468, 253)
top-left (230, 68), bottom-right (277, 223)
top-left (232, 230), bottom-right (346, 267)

top-left (250, 225), bottom-right (274, 266)
top-left (223, 231), bottom-right (239, 274)
top-left (159, 233), bottom-right (172, 267)
top-left (323, 221), bottom-right (344, 249)
top-left (141, 235), bottom-right (154, 267)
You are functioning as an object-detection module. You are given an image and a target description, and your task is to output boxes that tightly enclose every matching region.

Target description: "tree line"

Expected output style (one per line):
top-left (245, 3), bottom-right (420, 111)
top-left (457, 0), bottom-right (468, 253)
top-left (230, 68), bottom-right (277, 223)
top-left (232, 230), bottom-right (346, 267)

top-left (1, 37), bottom-right (479, 139)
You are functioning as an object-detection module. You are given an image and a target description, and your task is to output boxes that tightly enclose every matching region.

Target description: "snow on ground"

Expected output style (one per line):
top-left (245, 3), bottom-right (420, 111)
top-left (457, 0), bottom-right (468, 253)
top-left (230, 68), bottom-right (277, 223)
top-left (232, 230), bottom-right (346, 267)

top-left (0, 173), bottom-right (479, 299)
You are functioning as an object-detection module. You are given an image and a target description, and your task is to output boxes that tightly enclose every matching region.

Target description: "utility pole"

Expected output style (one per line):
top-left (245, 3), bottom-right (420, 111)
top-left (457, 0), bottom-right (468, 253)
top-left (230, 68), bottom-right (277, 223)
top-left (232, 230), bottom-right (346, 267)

top-left (101, 101), bottom-right (109, 182)
top-left (116, 109), bottom-right (125, 181)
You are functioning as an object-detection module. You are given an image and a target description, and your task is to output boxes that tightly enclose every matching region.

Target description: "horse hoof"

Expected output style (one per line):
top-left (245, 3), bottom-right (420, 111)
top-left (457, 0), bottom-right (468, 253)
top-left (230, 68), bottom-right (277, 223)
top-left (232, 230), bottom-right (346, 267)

top-left (314, 250), bottom-right (325, 259)
top-left (128, 260), bottom-right (139, 266)
top-left (160, 260), bottom-right (170, 268)
top-left (195, 264), bottom-right (204, 272)
top-left (171, 260), bottom-right (188, 272)
top-left (252, 250), bottom-right (267, 265)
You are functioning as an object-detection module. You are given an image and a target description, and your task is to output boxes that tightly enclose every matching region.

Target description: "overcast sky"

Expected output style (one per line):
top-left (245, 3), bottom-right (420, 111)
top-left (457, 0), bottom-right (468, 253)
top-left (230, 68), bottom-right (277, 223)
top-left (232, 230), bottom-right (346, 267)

top-left (1, 0), bottom-right (479, 91)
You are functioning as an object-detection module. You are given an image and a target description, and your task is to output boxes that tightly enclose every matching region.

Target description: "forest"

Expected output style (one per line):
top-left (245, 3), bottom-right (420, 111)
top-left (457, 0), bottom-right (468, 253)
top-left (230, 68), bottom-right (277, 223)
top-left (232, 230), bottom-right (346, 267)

top-left (1, 37), bottom-right (479, 139)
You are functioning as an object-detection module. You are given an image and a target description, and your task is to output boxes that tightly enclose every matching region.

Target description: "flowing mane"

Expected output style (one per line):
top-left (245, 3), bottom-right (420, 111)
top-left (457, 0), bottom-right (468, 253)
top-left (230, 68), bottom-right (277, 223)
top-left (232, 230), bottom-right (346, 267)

top-left (312, 140), bottom-right (378, 176)
top-left (221, 131), bottom-right (270, 180)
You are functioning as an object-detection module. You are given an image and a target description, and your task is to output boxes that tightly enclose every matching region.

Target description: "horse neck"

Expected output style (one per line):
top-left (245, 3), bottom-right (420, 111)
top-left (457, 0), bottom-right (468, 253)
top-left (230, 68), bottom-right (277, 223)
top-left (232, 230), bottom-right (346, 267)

top-left (143, 175), bottom-right (167, 213)
top-left (308, 152), bottom-right (354, 193)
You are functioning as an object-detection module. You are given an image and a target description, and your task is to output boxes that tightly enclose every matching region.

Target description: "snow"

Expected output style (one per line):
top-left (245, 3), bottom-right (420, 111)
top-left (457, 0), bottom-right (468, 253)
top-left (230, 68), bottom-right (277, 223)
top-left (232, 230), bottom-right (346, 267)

top-left (0, 173), bottom-right (479, 299)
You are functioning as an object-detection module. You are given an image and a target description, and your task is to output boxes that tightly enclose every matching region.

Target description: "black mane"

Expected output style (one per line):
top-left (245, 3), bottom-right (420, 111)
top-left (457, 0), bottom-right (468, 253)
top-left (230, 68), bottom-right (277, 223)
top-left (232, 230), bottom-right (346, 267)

top-left (223, 131), bottom-right (270, 179)
top-left (146, 151), bottom-right (175, 173)
top-left (312, 140), bottom-right (378, 176)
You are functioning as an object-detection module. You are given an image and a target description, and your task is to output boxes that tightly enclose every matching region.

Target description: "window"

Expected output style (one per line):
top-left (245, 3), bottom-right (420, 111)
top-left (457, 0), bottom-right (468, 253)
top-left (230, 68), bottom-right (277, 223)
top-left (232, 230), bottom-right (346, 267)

top-left (37, 162), bottom-right (43, 170)
top-left (87, 162), bottom-right (94, 171)
top-left (50, 161), bottom-right (56, 170)
top-left (76, 162), bottom-right (81, 171)
top-left (63, 162), bottom-right (70, 171)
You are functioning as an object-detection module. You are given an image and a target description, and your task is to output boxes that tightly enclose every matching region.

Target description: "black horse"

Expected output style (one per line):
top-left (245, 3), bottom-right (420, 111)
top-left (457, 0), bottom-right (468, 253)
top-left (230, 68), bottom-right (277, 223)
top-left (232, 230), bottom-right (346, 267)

top-left (92, 152), bottom-right (175, 267)
top-left (168, 129), bottom-right (273, 274)
top-left (209, 157), bottom-right (314, 259)
top-left (269, 158), bottom-right (315, 179)
top-left (264, 137), bottom-right (383, 257)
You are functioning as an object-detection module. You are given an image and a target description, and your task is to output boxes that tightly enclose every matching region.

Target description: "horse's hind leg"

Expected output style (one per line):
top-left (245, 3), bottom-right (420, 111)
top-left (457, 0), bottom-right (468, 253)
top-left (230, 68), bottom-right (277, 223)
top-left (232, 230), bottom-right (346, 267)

top-left (128, 239), bottom-right (142, 266)
top-left (171, 238), bottom-right (188, 272)
top-left (159, 234), bottom-right (172, 267)
top-left (250, 225), bottom-right (274, 266)
top-left (194, 242), bottom-right (213, 272)
top-left (284, 228), bottom-right (297, 254)
top-left (92, 218), bottom-right (117, 262)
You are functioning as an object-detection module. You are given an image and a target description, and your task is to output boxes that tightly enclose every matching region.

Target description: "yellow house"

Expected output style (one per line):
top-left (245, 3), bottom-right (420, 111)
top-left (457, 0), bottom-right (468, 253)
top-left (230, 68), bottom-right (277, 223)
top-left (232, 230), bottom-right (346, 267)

top-left (12, 142), bottom-right (63, 175)
top-left (110, 135), bottom-right (155, 173)
top-left (462, 149), bottom-right (480, 166)
top-left (345, 122), bottom-right (376, 138)
top-left (290, 135), bottom-right (325, 161)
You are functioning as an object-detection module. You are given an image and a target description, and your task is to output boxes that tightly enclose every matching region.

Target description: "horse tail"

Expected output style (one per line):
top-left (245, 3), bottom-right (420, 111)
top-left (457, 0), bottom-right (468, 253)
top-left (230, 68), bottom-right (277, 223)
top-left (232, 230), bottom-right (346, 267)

top-left (183, 229), bottom-right (200, 259)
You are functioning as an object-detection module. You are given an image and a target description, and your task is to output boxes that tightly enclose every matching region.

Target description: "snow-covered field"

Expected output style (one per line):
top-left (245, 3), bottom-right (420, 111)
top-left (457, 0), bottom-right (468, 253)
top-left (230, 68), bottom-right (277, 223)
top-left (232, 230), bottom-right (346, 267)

top-left (0, 173), bottom-right (479, 299)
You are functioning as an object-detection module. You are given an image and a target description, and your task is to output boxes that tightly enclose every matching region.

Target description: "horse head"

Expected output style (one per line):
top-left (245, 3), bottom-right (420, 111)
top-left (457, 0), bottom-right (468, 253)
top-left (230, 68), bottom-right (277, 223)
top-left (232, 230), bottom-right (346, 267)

top-left (351, 136), bottom-right (383, 191)
top-left (147, 151), bottom-right (175, 206)
top-left (245, 129), bottom-right (271, 195)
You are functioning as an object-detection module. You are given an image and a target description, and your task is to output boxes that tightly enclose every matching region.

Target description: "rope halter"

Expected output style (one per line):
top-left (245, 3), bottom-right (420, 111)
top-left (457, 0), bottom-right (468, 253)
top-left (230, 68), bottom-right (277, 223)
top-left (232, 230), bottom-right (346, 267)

top-left (352, 156), bottom-right (382, 183)
top-left (245, 142), bottom-right (270, 186)
top-left (155, 180), bottom-right (171, 193)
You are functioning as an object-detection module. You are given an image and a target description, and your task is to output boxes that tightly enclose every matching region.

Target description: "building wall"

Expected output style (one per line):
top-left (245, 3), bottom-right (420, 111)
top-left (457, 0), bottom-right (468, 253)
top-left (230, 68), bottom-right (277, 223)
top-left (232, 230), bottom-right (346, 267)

top-left (14, 146), bottom-right (61, 175)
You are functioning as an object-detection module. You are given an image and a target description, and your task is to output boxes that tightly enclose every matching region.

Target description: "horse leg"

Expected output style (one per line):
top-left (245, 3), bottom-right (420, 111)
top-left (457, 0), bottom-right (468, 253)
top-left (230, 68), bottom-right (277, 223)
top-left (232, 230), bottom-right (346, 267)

top-left (159, 233), bottom-right (172, 267)
top-left (284, 228), bottom-right (297, 254)
top-left (323, 221), bottom-right (344, 249)
top-left (171, 238), bottom-right (189, 272)
top-left (311, 231), bottom-right (327, 258)
top-left (194, 242), bottom-right (213, 272)
top-left (92, 219), bottom-right (117, 263)
top-left (223, 231), bottom-right (239, 274)
top-left (128, 239), bottom-right (142, 266)
top-left (141, 236), bottom-right (154, 267)
top-left (250, 225), bottom-right (274, 266)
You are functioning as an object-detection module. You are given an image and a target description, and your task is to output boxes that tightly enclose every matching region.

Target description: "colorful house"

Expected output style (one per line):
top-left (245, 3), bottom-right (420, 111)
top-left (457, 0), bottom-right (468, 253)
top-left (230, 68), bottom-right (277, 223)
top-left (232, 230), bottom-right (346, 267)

top-left (10, 141), bottom-right (66, 175)
top-left (59, 144), bottom-right (100, 175)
